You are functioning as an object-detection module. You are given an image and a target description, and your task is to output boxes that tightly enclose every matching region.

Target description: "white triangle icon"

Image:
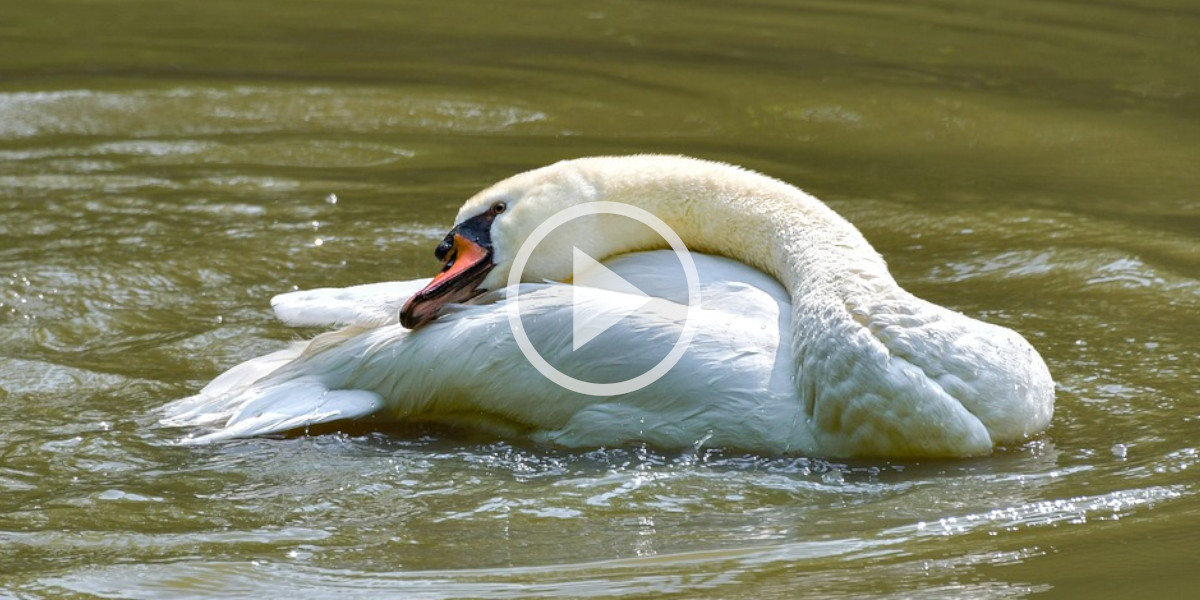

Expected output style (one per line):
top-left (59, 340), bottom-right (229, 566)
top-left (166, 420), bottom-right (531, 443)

top-left (572, 247), bottom-right (653, 351)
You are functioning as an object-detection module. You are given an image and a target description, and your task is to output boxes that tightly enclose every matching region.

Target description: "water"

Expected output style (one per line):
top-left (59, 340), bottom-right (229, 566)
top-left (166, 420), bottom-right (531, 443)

top-left (2, 0), bottom-right (1199, 597)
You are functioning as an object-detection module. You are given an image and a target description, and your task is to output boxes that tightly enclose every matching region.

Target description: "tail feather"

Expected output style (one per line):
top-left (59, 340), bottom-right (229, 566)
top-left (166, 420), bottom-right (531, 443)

top-left (184, 385), bottom-right (383, 443)
top-left (160, 344), bottom-right (306, 426)
top-left (161, 345), bottom-right (383, 442)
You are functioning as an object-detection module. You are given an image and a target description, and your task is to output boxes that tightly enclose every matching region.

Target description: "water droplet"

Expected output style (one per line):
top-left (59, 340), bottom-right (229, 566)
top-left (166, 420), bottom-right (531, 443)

top-left (325, 193), bottom-right (338, 205)
top-left (1111, 443), bottom-right (1128, 459)
top-left (313, 237), bottom-right (324, 247)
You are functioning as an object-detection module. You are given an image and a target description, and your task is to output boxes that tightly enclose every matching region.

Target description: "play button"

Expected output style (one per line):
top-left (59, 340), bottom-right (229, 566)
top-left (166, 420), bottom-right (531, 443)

top-left (505, 201), bottom-right (702, 397)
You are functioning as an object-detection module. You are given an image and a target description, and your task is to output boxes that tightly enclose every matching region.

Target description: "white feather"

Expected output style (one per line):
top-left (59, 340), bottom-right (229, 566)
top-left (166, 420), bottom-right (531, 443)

top-left (270, 279), bottom-right (431, 328)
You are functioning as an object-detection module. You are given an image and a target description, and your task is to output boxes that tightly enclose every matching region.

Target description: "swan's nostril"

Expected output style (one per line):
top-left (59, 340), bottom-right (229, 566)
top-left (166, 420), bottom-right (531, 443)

top-left (440, 250), bottom-right (458, 273)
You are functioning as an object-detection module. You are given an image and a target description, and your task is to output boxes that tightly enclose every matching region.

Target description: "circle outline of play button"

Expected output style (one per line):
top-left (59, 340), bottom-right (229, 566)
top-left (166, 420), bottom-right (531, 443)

top-left (505, 201), bottom-right (701, 397)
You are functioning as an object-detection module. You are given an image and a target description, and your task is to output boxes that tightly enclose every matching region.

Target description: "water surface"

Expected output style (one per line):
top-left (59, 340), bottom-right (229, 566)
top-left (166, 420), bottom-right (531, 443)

top-left (2, 0), bottom-right (1199, 597)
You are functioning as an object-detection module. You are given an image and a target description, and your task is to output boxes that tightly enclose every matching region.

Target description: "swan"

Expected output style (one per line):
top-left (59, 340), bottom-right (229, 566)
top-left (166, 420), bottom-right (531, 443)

top-left (161, 155), bottom-right (1054, 457)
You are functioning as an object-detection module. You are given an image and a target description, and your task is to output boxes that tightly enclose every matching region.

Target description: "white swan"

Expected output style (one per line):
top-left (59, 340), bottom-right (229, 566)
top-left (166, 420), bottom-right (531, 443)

top-left (162, 155), bottom-right (1054, 457)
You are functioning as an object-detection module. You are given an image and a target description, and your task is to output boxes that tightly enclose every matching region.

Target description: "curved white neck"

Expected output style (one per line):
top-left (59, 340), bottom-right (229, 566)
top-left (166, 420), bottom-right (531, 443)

top-left (574, 156), bottom-right (899, 312)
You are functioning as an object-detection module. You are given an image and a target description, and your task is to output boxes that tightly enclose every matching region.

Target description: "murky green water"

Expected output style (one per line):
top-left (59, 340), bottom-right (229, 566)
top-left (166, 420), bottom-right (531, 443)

top-left (2, 0), bottom-right (1198, 597)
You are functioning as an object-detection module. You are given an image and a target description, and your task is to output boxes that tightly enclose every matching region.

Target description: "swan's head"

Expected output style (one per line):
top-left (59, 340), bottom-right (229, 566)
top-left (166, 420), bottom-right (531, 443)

top-left (400, 160), bottom-right (612, 328)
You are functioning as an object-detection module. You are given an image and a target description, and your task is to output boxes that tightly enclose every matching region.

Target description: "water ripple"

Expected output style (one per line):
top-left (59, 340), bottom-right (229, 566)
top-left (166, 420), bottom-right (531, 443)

top-left (0, 87), bottom-right (548, 140)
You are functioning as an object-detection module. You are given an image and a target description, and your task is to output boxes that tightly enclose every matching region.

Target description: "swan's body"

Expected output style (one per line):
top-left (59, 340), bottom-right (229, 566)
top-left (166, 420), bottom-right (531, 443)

top-left (162, 155), bottom-right (1054, 457)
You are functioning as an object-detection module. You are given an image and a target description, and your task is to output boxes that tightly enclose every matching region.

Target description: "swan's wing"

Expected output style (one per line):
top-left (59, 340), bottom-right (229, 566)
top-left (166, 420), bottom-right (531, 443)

top-left (164, 252), bottom-right (799, 449)
top-left (270, 279), bottom-right (432, 328)
top-left (168, 290), bottom-right (795, 450)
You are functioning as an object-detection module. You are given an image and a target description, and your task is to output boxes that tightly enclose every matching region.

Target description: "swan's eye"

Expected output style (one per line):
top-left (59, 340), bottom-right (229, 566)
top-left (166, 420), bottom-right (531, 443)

top-left (490, 201), bottom-right (507, 215)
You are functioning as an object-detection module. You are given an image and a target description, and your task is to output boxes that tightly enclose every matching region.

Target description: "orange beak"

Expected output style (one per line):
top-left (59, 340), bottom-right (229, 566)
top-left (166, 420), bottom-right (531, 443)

top-left (400, 217), bottom-right (495, 329)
